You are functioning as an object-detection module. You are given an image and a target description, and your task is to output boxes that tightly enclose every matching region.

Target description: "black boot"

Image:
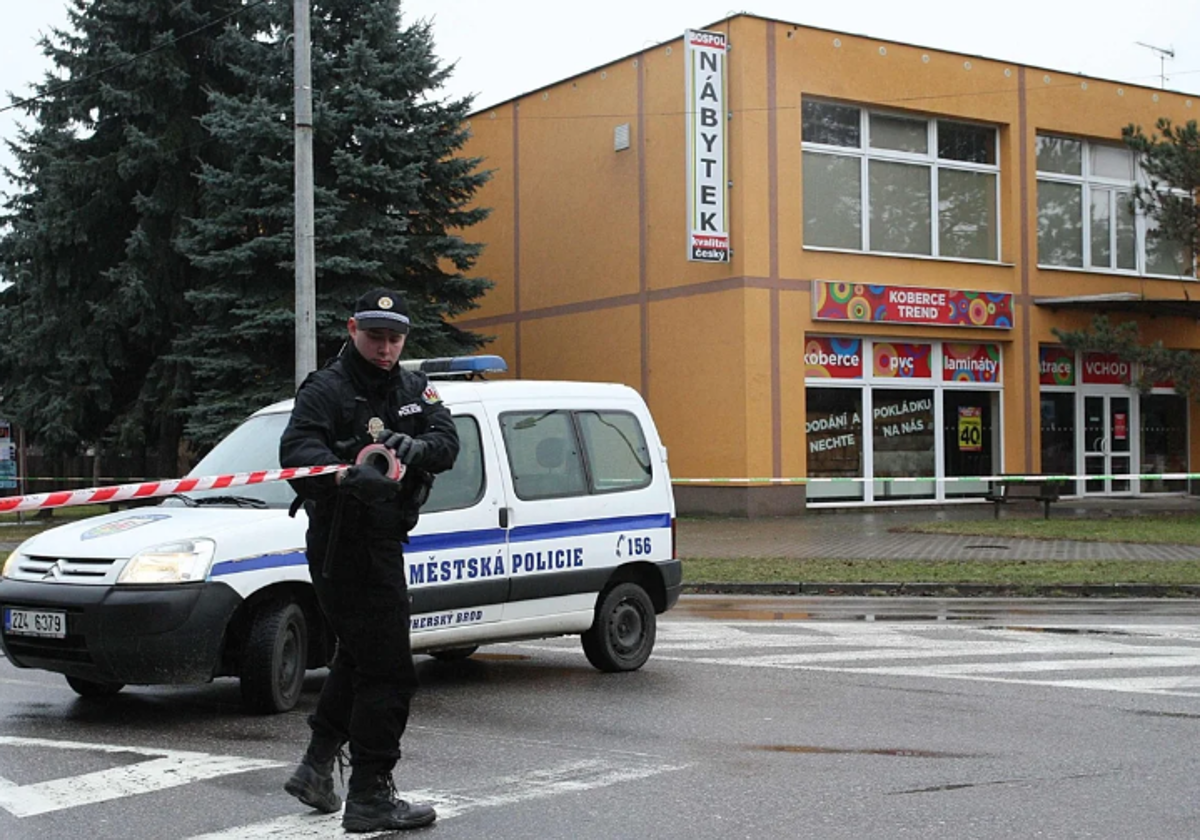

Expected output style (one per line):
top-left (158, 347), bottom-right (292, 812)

top-left (343, 773), bottom-right (436, 832)
top-left (284, 740), bottom-right (343, 814)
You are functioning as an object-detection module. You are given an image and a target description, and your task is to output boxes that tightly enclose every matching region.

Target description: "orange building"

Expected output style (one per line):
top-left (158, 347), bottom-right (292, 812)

top-left (455, 14), bottom-right (1199, 515)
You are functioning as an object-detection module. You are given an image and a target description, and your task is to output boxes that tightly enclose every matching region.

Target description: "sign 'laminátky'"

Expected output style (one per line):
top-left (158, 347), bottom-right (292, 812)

top-left (685, 29), bottom-right (729, 263)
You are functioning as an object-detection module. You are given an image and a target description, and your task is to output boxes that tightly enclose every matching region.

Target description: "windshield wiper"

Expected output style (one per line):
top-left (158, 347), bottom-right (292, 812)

top-left (159, 494), bottom-right (200, 507)
top-left (193, 495), bottom-right (269, 509)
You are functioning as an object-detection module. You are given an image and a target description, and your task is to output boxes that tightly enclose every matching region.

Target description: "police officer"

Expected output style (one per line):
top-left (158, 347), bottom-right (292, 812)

top-left (279, 289), bottom-right (458, 833)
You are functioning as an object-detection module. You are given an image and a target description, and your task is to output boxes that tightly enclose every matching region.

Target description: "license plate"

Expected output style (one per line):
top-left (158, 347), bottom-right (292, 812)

top-left (3, 607), bottom-right (67, 639)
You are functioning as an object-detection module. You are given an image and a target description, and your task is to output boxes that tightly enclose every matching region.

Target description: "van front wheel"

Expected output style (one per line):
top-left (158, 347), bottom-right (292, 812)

top-left (240, 600), bottom-right (308, 714)
top-left (582, 582), bottom-right (656, 672)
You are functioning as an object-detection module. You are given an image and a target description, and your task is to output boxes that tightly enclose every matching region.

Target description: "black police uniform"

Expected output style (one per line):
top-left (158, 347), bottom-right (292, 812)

top-left (279, 342), bottom-right (458, 795)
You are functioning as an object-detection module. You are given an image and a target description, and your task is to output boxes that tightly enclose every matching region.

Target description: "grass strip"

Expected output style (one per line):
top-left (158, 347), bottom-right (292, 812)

top-left (682, 557), bottom-right (1200, 587)
top-left (890, 515), bottom-right (1200, 546)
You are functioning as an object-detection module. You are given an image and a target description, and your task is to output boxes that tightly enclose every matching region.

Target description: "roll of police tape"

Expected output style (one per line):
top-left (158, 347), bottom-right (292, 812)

top-left (354, 443), bottom-right (406, 480)
top-left (0, 465), bottom-right (347, 514)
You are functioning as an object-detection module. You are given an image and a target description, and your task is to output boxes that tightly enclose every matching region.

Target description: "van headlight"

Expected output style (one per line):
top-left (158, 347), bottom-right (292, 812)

top-left (117, 539), bottom-right (217, 584)
top-left (1, 549), bottom-right (23, 578)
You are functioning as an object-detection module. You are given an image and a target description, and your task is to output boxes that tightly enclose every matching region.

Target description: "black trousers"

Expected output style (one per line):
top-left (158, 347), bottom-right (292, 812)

top-left (306, 538), bottom-right (419, 790)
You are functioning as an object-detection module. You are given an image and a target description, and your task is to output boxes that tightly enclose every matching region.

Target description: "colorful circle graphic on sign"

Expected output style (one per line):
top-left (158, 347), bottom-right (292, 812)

top-left (848, 297), bottom-right (871, 320)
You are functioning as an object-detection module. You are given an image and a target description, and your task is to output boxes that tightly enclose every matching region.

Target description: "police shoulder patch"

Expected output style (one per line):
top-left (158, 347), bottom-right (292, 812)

top-left (422, 384), bottom-right (441, 404)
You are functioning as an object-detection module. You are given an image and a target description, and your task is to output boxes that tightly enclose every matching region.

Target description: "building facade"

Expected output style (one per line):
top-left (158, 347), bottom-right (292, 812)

top-left (455, 14), bottom-right (1199, 515)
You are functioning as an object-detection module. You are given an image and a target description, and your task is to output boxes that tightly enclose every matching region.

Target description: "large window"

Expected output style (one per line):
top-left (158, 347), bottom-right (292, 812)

top-left (805, 387), bottom-right (864, 502)
top-left (802, 100), bottom-right (999, 261)
top-left (871, 389), bottom-right (935, 500)
top-left (1039, 392), bottom-right (1076, 481)
top-left (942, 391), bottom-right (997, 498)
top-left (1141, 395), bottom-right (1188, 493)
top-left (1036, 134), bottom-right (1194, 277)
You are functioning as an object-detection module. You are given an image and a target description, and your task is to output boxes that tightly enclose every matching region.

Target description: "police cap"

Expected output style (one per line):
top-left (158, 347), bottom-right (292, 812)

top-left (353, 288), bottom-right (410, 334)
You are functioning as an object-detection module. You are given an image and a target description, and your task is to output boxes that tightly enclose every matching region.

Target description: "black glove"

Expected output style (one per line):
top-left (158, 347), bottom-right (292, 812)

top-left (332, 436), bottom-right (360, 460)
top-left (382, 432), bottom-right (429, 466)
top-left (338, 464), bottom-right (399, 503)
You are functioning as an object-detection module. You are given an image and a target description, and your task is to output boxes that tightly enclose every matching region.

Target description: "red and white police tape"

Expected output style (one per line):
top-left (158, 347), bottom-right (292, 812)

top-left (0, 465), bottom-right (348, 514)
top-left (0, 443), bottom-right (408, 515)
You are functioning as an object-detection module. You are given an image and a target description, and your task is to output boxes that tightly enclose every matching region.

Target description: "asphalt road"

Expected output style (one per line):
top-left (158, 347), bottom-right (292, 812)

top-left (4, 596), bottom-right (1200, 840)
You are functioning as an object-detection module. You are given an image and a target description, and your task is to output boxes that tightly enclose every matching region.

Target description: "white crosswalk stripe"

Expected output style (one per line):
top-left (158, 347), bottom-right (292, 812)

top-left (621, 620), bottom-right (1200, 698)
top-left (0, 736), bottom-right (284, 818)
top-left (186, 757), bottom-right (687, 839)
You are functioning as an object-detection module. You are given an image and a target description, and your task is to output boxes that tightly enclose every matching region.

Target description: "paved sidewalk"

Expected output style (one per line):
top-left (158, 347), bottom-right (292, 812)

top-left (4, 497), bottom-right (1199, 562)
top-left (676, 497), bottom-right (1200, 562)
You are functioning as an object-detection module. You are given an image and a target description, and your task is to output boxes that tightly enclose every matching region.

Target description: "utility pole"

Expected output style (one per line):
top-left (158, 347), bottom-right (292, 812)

top-left (1135, 41), bottom-right (1174, 89)
top-left (294, 0), bottom-right (317, 387)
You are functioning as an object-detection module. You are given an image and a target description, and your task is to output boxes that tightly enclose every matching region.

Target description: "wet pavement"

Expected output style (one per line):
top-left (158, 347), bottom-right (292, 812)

top-left (677, 496), bottom-right (1200, 562)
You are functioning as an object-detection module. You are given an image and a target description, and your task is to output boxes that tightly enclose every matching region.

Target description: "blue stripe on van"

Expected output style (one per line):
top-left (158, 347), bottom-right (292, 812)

top-left (509, 512), bottom-right (671, 542)
top-left (211, 550), bottom-right (307, 577)
top-left (209, 512), bottom-right (671, 578)
top-left (408, 528), bottom-right (507, 553)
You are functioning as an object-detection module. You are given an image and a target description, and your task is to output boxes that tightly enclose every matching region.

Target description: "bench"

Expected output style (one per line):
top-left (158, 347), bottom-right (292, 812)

top-left (984, 477), bottom-right (1060, 520)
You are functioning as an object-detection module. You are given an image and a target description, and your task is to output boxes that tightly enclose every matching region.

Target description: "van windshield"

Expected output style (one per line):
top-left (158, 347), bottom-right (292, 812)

top-left (171, 412), bottom-right (296, 508)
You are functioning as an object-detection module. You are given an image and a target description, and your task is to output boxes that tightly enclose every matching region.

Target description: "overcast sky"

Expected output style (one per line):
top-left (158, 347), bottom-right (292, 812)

top-left (2, 0), bottom-right (1198, 200)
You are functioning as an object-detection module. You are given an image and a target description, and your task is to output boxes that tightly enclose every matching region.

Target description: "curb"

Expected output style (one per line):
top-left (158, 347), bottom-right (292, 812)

top-left (683, 582), bottom-right (1200, 598)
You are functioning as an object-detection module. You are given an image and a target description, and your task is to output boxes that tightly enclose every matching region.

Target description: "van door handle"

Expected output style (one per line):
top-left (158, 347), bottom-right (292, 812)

top-left (498, 507), bottom-right (511, 529)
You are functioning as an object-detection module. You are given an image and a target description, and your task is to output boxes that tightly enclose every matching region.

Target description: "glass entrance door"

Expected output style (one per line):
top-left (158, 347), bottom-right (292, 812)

top-left (1083, 394), bottom-right (1133, 494)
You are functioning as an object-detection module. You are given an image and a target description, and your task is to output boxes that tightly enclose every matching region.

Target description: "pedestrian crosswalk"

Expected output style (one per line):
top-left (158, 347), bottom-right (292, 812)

top-left (595, 620), bottom-right (1200, 698)
top-left (0, 735), bottom-right (685, 839)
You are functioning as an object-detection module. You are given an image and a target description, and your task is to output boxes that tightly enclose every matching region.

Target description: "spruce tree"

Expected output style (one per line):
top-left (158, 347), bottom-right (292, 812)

top-left (0, 0), bottom-right (239, 471)
top-left (177, 0), bottom-right (491, 444)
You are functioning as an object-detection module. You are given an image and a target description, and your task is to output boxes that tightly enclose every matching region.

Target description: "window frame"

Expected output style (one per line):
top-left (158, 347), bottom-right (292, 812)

top-left (1035, 132), bottom-right (1195, 279)
top-left (498, 409), bottom-right (654, 502)
top-left (802, 99), bottom-right (1002, 263)
top-left (499, 410), bottom-right (590, 502)
top-left (803, 337), bottom-right (1006, 506)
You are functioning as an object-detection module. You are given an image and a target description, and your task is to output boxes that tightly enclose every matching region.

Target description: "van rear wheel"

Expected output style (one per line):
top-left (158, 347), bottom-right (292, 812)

top-left (582, 582), bottom-right (656, 672)
top-left (65, 675), bottom-right (124, 698)
top-left (240, 600), bottom-right (308, 714)
top-left (431, 646), bottom-right (479, 662)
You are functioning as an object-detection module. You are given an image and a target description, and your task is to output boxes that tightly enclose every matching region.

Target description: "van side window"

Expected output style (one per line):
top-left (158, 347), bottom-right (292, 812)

top-left (576, 411), bottom-right (652, 493)
top-left (500, 411), bottom-right (588, 500)
top-left (422, 415), bottom-right (486, 513)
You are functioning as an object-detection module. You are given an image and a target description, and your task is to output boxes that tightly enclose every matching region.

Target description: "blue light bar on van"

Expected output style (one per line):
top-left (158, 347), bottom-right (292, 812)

top-left (399, 355), bottom-right (509, 379)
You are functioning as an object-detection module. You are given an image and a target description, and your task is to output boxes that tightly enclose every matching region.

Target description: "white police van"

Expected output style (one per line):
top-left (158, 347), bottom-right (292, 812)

top-left (0, 357), bottom-right (680, 713)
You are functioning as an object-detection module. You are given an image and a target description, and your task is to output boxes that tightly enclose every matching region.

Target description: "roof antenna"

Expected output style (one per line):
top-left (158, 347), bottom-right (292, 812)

top-left (1135, 41), bottom-right (1174, 89)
